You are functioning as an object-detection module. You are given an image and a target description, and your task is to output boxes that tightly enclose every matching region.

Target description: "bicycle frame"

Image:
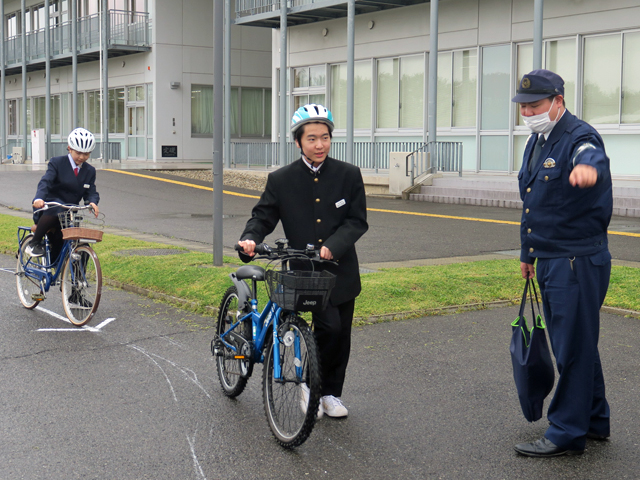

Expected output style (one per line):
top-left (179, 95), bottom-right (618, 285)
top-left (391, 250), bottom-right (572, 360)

top-left (218, 293), bottom-right (302, 381)
top-left (17, 226), bottom-right (74, 293)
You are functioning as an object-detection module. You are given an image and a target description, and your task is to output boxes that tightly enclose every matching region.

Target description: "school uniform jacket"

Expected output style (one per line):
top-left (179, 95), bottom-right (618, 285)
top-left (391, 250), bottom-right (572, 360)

top-left (518, 110), bottom-right (613, 264)
top-left (240, 156), bottom-right (369, 306)
top-left (33, 155), bottom-right (100, 222)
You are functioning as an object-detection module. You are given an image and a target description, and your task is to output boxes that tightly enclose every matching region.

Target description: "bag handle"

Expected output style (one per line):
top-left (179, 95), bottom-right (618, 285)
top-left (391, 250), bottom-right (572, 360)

top-left (530, 280), bottom-right (547, 329)
top-left (512, 278), bottom-right (530, 328)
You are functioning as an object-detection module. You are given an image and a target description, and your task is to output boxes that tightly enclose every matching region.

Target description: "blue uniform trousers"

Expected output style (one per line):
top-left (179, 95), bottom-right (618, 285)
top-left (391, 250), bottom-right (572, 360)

top-left (536, 253), bottom-right (611, 451)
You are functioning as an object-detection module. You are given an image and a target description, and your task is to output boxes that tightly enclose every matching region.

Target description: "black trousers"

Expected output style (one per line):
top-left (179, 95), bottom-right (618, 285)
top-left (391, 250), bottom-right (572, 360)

top-left (32, 213), bottom-right (63, 262)
top-left (312, 298), bottom-right (355, 398)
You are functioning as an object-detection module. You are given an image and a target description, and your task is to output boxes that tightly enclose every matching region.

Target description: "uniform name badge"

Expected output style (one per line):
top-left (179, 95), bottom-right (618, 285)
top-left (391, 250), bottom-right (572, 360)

top-left (543, 158), bottom-right (556, 169)
top-left (335, 199), bottom-right (346, 208)
top-left (83, 184), bottom-right (91, 188)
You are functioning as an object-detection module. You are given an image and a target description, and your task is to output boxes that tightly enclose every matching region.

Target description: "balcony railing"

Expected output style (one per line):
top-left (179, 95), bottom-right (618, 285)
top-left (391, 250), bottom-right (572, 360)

top-left (4, 10), bottom-right (150, 67)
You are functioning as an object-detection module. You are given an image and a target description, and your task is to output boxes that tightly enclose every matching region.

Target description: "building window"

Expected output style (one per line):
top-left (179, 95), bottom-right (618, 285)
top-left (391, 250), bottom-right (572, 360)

top-left (481, 45), bottom-right (510, 131)
top-left (8, 100), bottom-right (18, 135)
top-left (31, 96), bottom-right (61, 135)
top-left (583, 34), bottom-right (621, 125)
top-left (330, 61), bottom-right (372, 130)
top-left (292, 65), bottom-right (326, 113)
top-left (191, 85), bottom-right (272, 137)
top-left (87, 91), bottom-right (102, 133)
top-left (437, 49), bottom-right (477, 128)
top-left (109, 87), bottom-right (126, 134)
top-left (622, 31), bottom-right (640, 124)
top-left (376, 55), bottom-right (424, 129)
top-left (191, 85), bottom-right (213, 135)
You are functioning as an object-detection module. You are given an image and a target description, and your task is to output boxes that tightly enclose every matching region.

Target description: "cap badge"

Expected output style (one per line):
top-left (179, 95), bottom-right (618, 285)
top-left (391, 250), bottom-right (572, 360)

top-left (543, 158), bottom-right (556, 169)
top-left (522, 78), bottom-right (531, 89)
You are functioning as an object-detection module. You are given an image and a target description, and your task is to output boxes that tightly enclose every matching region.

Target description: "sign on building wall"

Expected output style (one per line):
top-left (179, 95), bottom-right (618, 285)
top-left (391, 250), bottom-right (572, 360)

top-left (162, 145), bottom-right (178, 157)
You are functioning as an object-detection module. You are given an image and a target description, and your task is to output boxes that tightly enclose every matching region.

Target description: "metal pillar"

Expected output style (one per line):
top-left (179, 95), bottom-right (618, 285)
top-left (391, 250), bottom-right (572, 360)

top-left (346, 0), bottom-right (355, 165)
top-left (21, 0), bottom-right (27, 153)
top-left (72, 0), bottom-right (78, 128)
top-left (213, 0), bottom-right (224, 266)
top-left (533, 0), bottom-right (544, 70)
top-left (279, 0), bottom-right (287, 166)
top-left (427, 0), bottom-right (438, 146)
top-left (102, 1), bottom-right (109, 161)
top-left (224, 0), bottom-right (231, 168)
top-left (0, 0), bottom-right (5, 162)
top-left (45, 0), bottom-right (51, 160)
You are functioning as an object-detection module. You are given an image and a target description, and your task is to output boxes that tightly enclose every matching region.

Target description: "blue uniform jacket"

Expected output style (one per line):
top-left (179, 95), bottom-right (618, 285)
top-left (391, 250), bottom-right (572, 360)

top-left (33, 155), bottom-right (100, 222)
top-left (518, 111), bottom-right (612, 264)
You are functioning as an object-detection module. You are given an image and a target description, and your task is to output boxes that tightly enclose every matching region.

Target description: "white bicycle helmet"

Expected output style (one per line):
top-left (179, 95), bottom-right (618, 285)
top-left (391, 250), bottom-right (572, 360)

top-left (67, 128), bottom-right (96, 153)
top-left (291, 104), bottom-right (334, 134)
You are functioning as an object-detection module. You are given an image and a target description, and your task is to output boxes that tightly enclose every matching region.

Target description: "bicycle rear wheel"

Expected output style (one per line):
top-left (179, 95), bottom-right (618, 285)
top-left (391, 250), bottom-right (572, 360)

top-left (263, 314), bottom-right (321, 448)
top-left (61, 245), bottom-right (102, 326)
top-left (214, 286), bottom-right (254, 397)
top-left (16, 234), bottom-right (43, 309)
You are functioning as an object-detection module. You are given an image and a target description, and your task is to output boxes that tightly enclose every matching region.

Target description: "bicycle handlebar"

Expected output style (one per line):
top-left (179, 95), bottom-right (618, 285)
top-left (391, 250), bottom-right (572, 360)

top-left (235, 242), bottom-right (337, 265)
top-left (33, 201), bottom-right (95, 214)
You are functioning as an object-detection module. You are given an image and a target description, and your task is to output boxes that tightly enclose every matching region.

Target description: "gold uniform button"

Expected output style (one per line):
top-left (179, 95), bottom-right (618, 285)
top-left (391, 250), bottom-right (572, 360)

top-left (544, 175), bottom-right (549, 181)
top-left (527, 187), bottom-right (531, 193)
top-left (316, 219), bottom-right (321, 223)
top-left (318, 239), bottom-right (323, 243)
top-left (525, 208), bottom-right (530, 214)
top-left (527, 228), bottom-right (532, 233)
top-left (314, 178), bottom-right (319, 183)
top-left (529, 248), bottom-right (534, 253)
top-left (316, 198), bottom-right (320, 203)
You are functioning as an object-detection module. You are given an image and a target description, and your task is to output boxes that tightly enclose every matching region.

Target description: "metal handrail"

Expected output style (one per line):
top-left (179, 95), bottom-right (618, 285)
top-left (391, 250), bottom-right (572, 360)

top-left (405, 141), bottom-right (463, 184)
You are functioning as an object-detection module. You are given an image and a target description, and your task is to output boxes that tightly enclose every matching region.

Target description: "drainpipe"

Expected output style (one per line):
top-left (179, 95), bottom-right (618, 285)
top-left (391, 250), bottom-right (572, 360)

top-left (533, 0), bottom-right (543, 70)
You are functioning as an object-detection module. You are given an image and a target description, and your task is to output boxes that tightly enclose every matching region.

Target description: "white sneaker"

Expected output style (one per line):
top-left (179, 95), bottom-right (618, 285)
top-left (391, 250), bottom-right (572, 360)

top-left (321, 395), bottom-right (348, 418)
top-left (300, 384), bottom-right (323, 419)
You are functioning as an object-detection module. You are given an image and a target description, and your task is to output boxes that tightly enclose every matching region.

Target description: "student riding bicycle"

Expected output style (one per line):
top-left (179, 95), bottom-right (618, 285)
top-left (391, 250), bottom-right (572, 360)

top-left (26, 128), bottom-right (100, 261)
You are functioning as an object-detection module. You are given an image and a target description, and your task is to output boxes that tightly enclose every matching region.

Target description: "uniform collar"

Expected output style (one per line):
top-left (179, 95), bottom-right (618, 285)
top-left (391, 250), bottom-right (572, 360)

top-left (68, 154), bottom-right (81, 172)
top-left (301, 155), bottom-right (325, 173)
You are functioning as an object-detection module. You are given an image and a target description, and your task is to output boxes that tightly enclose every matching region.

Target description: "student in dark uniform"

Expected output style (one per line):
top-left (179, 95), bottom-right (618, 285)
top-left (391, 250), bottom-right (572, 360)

top-left (238, 104), bottom-right (368, 418)
top-left (512, 70), bottom-right (613, 457)
top-left (27, 127), bottom-right (100, 261)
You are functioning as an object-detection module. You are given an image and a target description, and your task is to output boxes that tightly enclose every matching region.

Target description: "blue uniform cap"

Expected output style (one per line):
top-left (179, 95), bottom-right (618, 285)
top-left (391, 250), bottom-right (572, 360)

top-left (512, 69), bottom-right (564, 103)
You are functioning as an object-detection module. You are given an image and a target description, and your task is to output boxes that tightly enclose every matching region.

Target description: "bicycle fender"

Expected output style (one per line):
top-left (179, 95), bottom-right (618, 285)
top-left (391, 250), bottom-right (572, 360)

top-left (229, 272), bottom-right (251, 307)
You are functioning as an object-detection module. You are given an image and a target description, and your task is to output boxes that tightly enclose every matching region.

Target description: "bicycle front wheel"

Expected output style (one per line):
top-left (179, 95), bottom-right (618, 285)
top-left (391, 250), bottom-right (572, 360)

top-left (16, 234), bottom-right (42, 309)
top-left (61, 245), bottom-right (102, 326)
top-left (263, 314), bottom-right (321, 448)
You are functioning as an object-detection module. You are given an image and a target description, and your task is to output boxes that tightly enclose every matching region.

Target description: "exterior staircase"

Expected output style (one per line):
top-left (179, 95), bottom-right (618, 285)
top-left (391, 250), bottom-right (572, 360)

top-left (409, 175), bottom-right (640, 218)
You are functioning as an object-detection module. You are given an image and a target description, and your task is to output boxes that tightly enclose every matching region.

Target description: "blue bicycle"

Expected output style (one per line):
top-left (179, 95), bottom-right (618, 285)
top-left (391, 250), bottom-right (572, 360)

top-left (212, 239), bottom-right (336, 448)
top-left (16, 201), bottom-right (103, 326)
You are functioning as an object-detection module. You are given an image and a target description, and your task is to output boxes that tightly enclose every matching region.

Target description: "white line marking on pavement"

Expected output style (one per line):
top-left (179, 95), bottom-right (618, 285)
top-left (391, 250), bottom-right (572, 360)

top-left (34, 305), bottom-right (115, 332)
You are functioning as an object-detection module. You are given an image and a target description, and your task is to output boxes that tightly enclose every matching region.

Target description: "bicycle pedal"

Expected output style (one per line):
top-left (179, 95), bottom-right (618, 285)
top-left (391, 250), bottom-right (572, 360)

top-left (31, 293), bottom-right (45, 301)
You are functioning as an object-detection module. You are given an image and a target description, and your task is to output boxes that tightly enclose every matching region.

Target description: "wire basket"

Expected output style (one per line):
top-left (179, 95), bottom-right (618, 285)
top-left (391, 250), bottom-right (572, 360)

top-left (265, 269), bottom-right (336, 313)
top-left (58, 209), bottom-right (105, 243)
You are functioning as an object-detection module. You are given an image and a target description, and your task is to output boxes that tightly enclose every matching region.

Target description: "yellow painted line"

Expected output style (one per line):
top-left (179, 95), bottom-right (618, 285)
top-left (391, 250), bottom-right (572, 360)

top-left (103, 169), bottom-right (640, 238)
top-left (103, 169), bottom-right (260, 198)
top-left (368, 207), bottom-right (640, 238)
top-left (367, 207), bottom-right (520, 225)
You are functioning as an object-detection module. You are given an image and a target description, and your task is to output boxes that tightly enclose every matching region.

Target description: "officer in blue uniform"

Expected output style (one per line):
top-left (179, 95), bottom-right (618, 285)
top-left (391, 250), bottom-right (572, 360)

top-left (512, 70), bottom-right (613, 457)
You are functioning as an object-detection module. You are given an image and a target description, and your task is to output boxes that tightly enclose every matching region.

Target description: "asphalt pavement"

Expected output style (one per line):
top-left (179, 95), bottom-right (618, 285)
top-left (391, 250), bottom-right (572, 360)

top-left (1, 163), bottom-right (639, 479)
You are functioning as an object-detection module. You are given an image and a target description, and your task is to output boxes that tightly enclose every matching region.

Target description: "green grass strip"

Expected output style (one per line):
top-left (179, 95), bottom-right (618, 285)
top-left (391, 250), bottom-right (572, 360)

top-left (1, 213), bottom-right (639, 319)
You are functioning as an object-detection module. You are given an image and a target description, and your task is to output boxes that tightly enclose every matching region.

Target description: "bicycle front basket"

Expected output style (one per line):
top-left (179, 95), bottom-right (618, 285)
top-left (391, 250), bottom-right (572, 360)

top-left (265, 270), bottom-right (336, 313)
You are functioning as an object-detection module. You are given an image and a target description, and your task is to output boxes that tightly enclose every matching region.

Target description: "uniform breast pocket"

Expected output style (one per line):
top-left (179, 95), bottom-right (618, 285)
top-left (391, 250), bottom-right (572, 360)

top-left (536, 168), bottom-right (563, 206)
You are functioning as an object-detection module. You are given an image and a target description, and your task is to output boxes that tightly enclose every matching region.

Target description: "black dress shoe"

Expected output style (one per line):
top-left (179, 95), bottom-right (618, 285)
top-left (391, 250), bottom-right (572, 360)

top-left (514, 437), bottom-right (584, 457)
top-left (586, 432), bottom-right (609, 441)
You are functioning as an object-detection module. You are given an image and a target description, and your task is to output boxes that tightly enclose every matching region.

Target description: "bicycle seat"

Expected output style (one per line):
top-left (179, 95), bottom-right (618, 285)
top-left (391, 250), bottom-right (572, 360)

top-left (235, 265), bottom-right (265, 281)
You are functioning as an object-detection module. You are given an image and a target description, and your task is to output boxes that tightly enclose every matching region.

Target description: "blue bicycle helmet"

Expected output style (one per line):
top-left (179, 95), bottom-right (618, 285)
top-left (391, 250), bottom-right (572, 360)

top-left (291, 104), bottom-right (334, 134)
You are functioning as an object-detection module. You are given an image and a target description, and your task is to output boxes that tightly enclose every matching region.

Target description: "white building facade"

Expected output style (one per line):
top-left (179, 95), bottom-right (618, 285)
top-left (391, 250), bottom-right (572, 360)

top-left (1, 0), bottom-right (272, 162)
top-left (233, 0), bottom-right (640, 176)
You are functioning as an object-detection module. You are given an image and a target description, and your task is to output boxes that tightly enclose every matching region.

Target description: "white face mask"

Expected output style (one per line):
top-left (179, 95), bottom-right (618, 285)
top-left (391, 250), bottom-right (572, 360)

top-left (522, 100), bottom-right (559, 134)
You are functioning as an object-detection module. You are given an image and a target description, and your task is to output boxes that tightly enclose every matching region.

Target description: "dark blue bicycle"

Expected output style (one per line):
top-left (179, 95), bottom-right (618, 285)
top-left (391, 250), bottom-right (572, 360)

top-left (212, 239), bottom-right (336, 448)
top-left (16, 201), bottom-right (103, 326)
